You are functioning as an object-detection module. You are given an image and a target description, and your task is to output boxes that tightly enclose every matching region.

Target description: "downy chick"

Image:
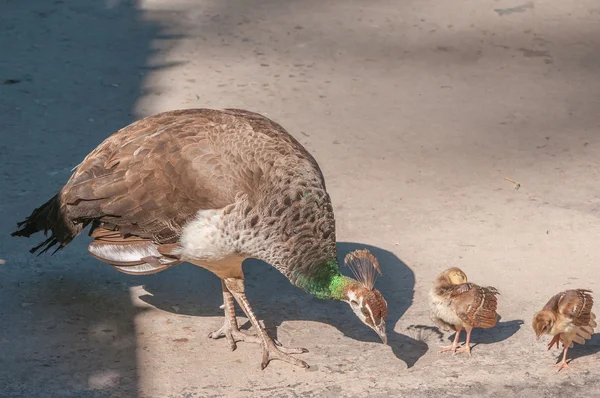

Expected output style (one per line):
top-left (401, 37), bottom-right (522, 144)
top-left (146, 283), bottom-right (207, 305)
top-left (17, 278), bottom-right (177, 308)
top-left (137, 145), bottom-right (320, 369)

top-left (532, 289), bottom-right (596, 372)
top-left (429, 267), bottom-right (500, 355)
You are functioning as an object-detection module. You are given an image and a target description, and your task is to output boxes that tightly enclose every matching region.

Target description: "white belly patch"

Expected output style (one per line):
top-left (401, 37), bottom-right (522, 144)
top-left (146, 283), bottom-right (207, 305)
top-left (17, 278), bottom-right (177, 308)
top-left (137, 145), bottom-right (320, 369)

top-left (177, 209), bottom-right (232, 262)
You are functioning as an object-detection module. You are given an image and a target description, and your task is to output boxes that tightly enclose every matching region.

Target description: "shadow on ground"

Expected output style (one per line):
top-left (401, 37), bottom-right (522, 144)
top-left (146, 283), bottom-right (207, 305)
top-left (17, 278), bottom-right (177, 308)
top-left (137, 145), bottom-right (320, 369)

top-left (138, 242), bottom-right (427, 368)
top-left (409, 316), bottom-right (524, 355)
top-left (561, 333), bottom-right (600, 364)
top-left (445, 316), bottom-right (525, 348)
top-left (470, 318), bottom-right (524, 345)
top-left (0, 269), bottom-right (148, 397)
top-left (0, 0), bottom-right (171, 396)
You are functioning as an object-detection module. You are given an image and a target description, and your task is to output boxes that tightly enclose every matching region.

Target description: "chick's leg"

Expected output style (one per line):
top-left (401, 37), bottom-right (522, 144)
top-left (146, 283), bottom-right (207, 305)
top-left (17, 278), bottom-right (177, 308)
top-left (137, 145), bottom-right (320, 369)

top-left (440, 327), bottom-right (462, 353)
top-left (208, 279), bottom-right (261, 350)
top-left (455, 326), bottom-right (473, 356)
top-left (224, 277), bottom-right (309, 369)
top-left (553, 343), bottom-right (571, 372)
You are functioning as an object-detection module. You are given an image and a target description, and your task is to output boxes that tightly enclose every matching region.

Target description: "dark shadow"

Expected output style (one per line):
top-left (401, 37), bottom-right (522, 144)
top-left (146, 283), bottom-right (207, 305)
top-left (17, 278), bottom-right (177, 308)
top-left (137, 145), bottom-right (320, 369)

top-left (0, 270), bottom-right (148, 398)
top-left (454, 318), bottom-right (524, 347)
top-left (0, 0), bottom-right (169, 396)
top-left (561, 333), bottom-right (600, 363)
top-left (139, 242), bottom-right (427, 368)
top-left (408, 317), bottom-right (524, 353)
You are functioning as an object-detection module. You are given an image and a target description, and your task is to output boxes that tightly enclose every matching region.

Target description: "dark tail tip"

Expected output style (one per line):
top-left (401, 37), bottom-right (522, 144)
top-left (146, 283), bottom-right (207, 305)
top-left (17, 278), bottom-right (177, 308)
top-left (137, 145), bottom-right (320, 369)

top-left (11, 194), bottom-right (72, 255)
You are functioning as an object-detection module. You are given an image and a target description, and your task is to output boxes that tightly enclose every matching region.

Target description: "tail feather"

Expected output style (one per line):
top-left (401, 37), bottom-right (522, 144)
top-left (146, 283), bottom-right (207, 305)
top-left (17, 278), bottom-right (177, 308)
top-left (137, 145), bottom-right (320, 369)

top-left (11, 194), bottom-right (82, 254)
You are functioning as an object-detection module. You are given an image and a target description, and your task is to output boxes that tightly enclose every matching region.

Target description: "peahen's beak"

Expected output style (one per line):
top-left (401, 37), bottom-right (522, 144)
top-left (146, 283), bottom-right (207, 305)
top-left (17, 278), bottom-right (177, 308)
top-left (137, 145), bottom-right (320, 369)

top-left (375, 320), bottom-right (387, 345)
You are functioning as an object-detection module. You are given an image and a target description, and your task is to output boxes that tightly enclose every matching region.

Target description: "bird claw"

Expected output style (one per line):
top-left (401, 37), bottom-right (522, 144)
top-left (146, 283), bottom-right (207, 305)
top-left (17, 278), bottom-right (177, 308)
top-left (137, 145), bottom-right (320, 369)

top-left (547, 335), bottom-right (560, 350)
top-left (439, 344), bottom-right (461, 354)
top-left (208, 322), bottom-right (260, 351)
top-left (453, 344), bottom-right (472, 356)
top-left (553, 361), bottom-right (571, 372)
top-left (261, 341), bottom-right (309, 370)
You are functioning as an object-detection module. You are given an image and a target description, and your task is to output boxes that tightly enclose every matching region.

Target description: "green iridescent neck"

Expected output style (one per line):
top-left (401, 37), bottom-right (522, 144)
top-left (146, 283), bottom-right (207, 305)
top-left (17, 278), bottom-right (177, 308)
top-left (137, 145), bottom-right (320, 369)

top-left (292, 259), bottom-right (358, 300)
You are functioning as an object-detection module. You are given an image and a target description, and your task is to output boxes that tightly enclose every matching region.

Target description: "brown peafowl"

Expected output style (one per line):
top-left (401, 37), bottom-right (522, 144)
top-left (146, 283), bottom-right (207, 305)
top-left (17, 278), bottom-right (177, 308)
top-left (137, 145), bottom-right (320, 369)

top-left (12, 108), bottom-right (388, 369)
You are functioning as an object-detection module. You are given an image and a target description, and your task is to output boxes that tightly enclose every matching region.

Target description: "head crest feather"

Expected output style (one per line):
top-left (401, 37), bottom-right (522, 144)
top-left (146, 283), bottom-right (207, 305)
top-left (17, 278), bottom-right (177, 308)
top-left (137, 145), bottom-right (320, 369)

top-left (344, 249), bottom-right (382, 290)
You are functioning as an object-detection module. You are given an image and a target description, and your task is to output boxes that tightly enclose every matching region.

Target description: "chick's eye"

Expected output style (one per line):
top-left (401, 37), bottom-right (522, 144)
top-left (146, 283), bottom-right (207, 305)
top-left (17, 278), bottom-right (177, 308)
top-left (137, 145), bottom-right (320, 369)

top-left (350, 300), bottom-right (358, 306)
top-left (361, 308), bottom-right (370, 316)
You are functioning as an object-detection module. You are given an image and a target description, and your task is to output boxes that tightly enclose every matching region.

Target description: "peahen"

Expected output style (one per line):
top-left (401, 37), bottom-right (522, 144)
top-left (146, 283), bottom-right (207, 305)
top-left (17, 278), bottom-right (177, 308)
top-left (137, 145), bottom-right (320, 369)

top-left (11, 108), bottom-right (388, 369)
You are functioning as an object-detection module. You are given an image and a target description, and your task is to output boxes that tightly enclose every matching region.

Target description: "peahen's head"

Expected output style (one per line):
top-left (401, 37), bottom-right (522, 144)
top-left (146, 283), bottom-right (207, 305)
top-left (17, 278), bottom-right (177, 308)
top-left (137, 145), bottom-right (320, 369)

top-left (342, 250), bottom-right (388, 344)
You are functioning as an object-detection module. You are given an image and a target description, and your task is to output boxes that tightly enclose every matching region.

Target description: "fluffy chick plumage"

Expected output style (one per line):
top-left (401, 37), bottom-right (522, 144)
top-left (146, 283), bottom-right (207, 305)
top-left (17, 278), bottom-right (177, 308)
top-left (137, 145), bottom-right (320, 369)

top-left (429, 267), bottom-right (500, 355)
top-left (532, 289), bottom-right (596, 371)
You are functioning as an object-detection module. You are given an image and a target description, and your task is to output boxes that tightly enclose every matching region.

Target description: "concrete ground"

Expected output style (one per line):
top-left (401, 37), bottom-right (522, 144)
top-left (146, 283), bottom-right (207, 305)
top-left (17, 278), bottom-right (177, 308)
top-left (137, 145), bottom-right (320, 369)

top-left (1, 0), bottom-right (600, 396)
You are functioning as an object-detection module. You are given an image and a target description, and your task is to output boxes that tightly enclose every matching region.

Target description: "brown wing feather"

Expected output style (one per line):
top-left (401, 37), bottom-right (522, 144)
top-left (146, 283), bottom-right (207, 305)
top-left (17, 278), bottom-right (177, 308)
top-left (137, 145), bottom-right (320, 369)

top-left (448, 282), bottom-right (476, 296)
top-left (451, 284), bottom-right (500, 328)
top-left (63, 109), bottom-right (239, 244)
top-left (541, 291), bottom-right (567, 314)
top-left (557, 289), bottom-right (594, 327)
top-left (65, 108), bottom-right (323, 243)
top-left (14, 108), bottom-right (330, 270)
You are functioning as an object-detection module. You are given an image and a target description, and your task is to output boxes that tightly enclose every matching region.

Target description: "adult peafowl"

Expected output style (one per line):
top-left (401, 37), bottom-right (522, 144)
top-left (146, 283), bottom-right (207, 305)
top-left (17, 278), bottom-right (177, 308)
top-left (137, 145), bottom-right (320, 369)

top-left (12, 108), bottom-right (388, 369)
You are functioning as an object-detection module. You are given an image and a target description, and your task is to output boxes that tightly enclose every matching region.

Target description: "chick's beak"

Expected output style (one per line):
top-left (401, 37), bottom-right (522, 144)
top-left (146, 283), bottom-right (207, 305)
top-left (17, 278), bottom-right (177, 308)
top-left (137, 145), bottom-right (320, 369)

top-left (374, 320), bottom-right (387, 345)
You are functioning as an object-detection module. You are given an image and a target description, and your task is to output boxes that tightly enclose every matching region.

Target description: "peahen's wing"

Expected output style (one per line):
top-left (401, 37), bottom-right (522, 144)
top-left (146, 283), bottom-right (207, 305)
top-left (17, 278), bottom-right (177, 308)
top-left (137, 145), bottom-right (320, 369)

top-left (61, 109), bottom-right (239, 244)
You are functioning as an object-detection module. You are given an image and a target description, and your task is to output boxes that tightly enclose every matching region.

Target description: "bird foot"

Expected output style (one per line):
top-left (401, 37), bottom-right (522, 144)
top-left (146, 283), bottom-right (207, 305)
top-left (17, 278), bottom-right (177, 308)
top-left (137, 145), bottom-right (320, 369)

top-left (208, 322), bottom-right (261, 351)
top-left (453, 344), bottom-right (472, 356)
top-left (553, 361), bottom-right (570, 372)
top-left (261, 341), bottom-right (309, 370)
top-left (547, 335), bottom-right (560, 350)
top-left (439, 344), bottom-right (460, 354)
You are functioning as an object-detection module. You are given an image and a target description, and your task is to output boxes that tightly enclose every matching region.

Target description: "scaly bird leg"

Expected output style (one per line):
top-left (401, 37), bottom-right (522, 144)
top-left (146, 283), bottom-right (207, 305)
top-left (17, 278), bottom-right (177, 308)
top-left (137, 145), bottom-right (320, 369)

top-left (454, 326), bottom-right (473, 356)
top-left (547, 335), bottom-right (560, 350)
top-left (208, 279), bottom-right (260, 350)
top-left (553, 344), bottom-right (571, 372)
top-left (440, 327), bottom-right (462, 354)
top-left (224, 277), bottom-right (309, 369)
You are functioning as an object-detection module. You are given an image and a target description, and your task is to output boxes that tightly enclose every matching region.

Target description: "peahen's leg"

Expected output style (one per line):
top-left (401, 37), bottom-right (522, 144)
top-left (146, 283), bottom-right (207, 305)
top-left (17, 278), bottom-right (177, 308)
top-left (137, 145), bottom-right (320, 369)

top-left (224, 277), bottom-right (309, 369)
top-left (208, 279), bottom-right (260, 350)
